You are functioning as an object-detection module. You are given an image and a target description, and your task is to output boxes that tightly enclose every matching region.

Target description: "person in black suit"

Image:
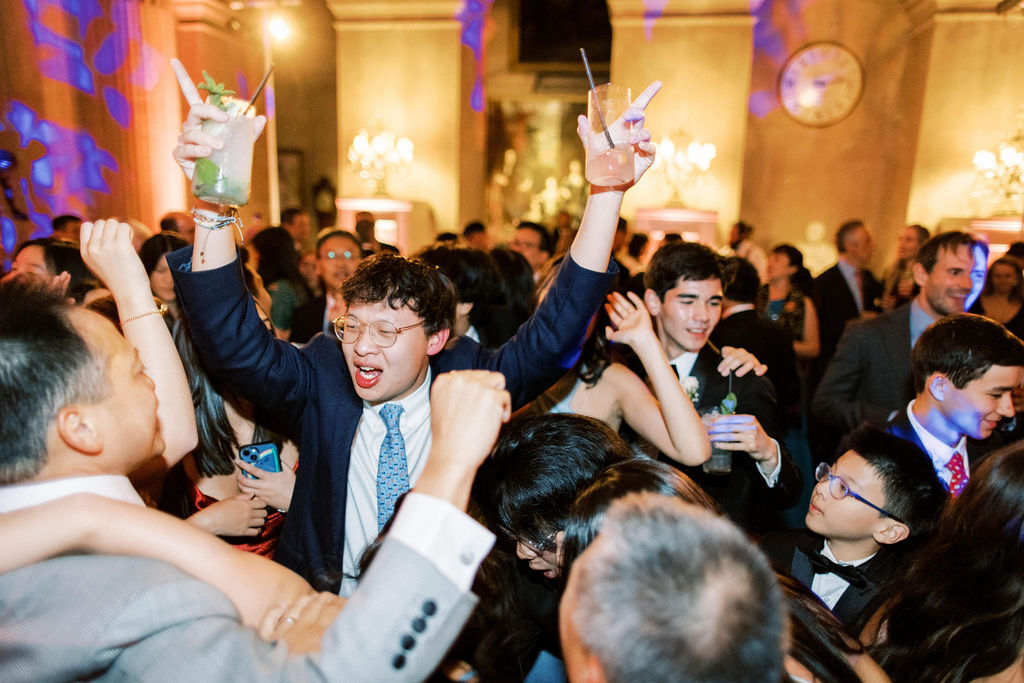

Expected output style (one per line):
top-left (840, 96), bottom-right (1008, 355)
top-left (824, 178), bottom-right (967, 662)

top-left (642, 242), bottom-right (801, 533)
top-left (814, 231), bottom-right (982, 434)
top-left (761, 427), bottom-right (948, 634)
top-left (290, 229), bottom-right (363, 344)
top-left (812, 220), bottom-right (882, 378)
top-left (884, 313), bottom-right (1024, 495)
top-left (712, 256), bottom-right (799, 419)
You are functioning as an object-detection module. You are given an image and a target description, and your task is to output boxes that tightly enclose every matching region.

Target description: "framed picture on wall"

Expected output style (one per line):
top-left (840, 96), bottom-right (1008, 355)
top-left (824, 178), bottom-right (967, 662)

top-left (510, 0), bottom-right (611, 71)
top-left (278, 149), bottom-right (304, 211)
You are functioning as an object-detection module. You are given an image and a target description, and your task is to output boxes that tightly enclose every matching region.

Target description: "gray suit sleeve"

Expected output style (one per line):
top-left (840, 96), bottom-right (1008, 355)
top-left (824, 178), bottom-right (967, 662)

top-left (0, 546), bottom-right (474, 683)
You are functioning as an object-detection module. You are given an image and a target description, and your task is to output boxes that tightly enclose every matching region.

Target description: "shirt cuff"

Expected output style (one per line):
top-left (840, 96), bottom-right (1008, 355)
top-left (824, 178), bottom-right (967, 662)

top-left (389, 492), bottom-right (495, 591)
top-left (757, 439), bottom-right (783, 487)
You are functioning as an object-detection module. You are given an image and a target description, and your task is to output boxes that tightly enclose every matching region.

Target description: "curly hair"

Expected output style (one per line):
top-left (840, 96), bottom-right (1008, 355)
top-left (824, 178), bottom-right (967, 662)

top-left (340, 252), bottom-right (456, 335)
top-left (870, 443), bottom-right (1024, 682)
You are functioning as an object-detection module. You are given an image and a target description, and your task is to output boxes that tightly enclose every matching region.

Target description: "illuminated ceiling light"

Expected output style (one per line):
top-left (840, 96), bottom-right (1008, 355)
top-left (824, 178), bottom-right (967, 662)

top-left (268, 16), bottom-right (291, 41)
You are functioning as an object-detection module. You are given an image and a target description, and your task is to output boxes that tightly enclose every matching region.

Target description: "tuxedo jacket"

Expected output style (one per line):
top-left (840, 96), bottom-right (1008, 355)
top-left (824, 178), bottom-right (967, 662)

top-left (291, 294), bottom-right (327, 344)
top-left (0, 538), bottom-right (474, 682)
top-left (813, 303), bottom-right (914, 432)
top-left (710, 308), bottom-right (799, 412)
top-left (663, 344), bottom-right (802, 533)
top-left (760, 529), bottom-right (898, 635)
top-left (884, 408), bottom-right (1004, 478)
top-left (169, 248), bottom-right (613, 590)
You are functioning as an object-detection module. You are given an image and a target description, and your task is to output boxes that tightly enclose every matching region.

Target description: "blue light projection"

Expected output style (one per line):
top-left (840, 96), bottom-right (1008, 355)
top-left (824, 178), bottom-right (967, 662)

top-left (455, 0), bottom-right (494, 113)
top-left (22, 0), bottom-right (163, 128)
top-left (1, 218), bottom-right (16, 255)
top-left (643, 0), bottom-right (669, 39)
top-left (5, 101), bottom-right (119, 226)
top-left (748, 0), bottom-right (810, 118)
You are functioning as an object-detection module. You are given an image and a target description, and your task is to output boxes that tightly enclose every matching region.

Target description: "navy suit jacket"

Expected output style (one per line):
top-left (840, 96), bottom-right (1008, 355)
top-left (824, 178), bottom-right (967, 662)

top-left (290, 294), bottom-right (327, 344)
top-left (662, 345), bottom-right (802, 533)
top-left (884, 407), bottom-right (1005, 481)
top-left (169, 248), bottom-right (614, 590)
top-left (761, 529), bottom-right (898, 635)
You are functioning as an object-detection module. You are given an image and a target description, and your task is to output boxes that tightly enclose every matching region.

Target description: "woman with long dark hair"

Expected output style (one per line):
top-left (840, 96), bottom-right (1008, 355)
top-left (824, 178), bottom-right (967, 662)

top-left (758, 243), bottom-right (820, 359)
top-left (970, 255), bottom-right (1024, 339)
top-left (139, 232), bottom-right (188, 319)
top-left (250, 227), bottom-right (310, 340)
top-left (867, 444), bottom-right (1024, 682)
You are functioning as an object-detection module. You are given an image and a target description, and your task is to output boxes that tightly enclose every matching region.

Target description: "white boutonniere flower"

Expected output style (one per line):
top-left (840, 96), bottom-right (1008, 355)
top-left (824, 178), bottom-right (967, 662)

top-left (682, 376), bottom-right (700, 404)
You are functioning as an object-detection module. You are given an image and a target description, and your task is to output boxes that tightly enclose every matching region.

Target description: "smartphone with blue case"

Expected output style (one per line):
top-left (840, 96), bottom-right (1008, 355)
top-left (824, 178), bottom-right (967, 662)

top-left (238, 442), bottom-right (282, 479)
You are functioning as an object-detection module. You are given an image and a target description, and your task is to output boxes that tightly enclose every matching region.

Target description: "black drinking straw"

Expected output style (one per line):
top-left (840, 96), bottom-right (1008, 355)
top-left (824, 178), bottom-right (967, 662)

top-left (580, 48), bottom-right (616, 151)
top-left (245, 64), bottom-right (275, 114)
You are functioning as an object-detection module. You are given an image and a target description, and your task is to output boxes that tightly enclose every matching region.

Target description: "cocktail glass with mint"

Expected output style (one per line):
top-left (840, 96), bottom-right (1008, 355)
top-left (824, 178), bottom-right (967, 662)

top-left (190, 71), bottom-right (256, 207)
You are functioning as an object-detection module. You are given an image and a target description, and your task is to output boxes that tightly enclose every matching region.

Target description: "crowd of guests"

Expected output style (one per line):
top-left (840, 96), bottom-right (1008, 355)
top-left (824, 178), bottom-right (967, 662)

top-left (0, 76), bottom-right (1022, 683)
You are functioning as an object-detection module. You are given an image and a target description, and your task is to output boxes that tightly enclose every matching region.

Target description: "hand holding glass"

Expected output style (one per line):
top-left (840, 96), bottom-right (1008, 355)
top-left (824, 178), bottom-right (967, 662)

top-left (585, 84), bottom-right (635, 187)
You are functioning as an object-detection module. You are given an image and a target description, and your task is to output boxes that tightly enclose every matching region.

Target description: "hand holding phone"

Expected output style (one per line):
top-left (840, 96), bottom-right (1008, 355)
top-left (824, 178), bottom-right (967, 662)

top-left (238, 442), bottom-right (282, 480)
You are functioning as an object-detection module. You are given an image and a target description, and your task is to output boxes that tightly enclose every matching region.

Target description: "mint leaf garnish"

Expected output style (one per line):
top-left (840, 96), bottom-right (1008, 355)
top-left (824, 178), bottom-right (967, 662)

top-left (719, 392), bottom-right (737, 415)
top-left (197, 70), bottom-right (236, 111)
top-left (195, 158), bottom-right (221, 186)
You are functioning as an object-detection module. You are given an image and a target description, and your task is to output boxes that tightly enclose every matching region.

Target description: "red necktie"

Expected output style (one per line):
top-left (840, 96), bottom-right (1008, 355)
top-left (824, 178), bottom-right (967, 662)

top-left (947, 451), bottom-right (968, 497)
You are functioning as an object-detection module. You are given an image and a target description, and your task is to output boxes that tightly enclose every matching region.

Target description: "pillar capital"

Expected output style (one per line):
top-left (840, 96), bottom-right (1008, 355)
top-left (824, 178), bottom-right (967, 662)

top-left (326, 0), bottom-right (464, 23)
top-left (605, 0), bottom-right (751, 21)
top-left (171, 0), bottom-right (233, 28)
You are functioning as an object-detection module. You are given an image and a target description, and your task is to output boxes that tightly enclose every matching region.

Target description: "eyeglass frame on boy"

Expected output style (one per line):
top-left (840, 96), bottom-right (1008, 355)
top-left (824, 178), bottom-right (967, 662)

top-left (814, 462), bottom-right (906, 525)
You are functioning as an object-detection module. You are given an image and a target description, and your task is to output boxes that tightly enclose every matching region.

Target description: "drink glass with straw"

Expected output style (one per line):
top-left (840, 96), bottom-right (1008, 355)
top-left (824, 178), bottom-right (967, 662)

top-left (580, 48), bottom-right (634, 187)
top-left (174, 61), bottom-right (273, 208)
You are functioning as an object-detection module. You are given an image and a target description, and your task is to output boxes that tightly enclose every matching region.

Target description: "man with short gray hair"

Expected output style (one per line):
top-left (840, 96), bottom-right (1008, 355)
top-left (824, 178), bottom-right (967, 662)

top-left (559, 493), bottom-right (785, 683)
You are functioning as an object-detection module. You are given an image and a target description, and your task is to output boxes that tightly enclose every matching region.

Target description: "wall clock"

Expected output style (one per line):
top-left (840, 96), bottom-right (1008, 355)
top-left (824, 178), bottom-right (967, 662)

top-left (778, 42), bottom-right (864, 127)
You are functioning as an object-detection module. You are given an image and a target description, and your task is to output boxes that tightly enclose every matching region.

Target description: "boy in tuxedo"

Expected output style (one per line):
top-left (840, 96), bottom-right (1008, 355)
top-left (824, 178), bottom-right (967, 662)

top-left (761, 426), bottom-right (947, 633)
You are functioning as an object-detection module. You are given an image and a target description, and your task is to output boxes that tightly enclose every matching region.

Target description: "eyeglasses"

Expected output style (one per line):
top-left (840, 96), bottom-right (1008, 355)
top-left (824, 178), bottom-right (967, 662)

top-left (331, 316), bottom-right (425, 347)
top-left (814, 462), bottom-right (905, 525)
top-left (505, 529), bottom-right (558, 557)
top-left (324, 249), bottom-right (357, 261)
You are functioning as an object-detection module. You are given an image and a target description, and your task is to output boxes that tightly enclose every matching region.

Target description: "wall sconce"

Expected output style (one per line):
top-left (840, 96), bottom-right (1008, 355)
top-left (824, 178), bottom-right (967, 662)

top-left (652, 132), bottom-right (716, 206)
top-left (347, 127), bottom-right (414, 196)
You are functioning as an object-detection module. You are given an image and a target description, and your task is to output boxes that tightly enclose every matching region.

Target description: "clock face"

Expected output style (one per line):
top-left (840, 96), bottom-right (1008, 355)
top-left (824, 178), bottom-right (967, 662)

top-left (778, 42), bottom-right (864, 127)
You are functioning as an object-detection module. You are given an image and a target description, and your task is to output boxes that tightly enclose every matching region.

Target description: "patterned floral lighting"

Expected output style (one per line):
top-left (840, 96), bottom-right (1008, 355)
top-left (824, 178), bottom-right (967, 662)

top-left (347, 127), bottom-right (414, 196)
top-left (971, 122), bottom-right (1024, 217)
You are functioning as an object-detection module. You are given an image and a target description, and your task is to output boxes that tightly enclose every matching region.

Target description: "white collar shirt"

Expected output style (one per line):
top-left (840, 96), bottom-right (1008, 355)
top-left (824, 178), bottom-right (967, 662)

top-left (341, 367), bottom-right (433, 596)
top-left (906, 400), bottom-right (970, 488)
top-left (0, 474), bottom-right (145, 513)
top-left (810, 539), bottom-right (875, 610)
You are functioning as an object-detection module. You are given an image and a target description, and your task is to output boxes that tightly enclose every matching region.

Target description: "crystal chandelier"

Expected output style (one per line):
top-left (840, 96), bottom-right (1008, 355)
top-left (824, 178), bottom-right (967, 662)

top-left (971, 122), bottom-right (1024, 217)
top-left (652, 132), bottom-right (716, 206)
top-left (347, 127), bottom-right (414, 196)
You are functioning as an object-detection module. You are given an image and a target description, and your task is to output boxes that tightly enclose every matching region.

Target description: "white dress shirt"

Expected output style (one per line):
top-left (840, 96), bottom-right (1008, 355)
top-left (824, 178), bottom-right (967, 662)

top-left (341, 368), bottom-right (434, 596)
top-left (810, 540), bottom-right (875, 609)
top-left (906, 400), bottom-right (970, 489)
top-left (0, 474), bottom-right (145, 513)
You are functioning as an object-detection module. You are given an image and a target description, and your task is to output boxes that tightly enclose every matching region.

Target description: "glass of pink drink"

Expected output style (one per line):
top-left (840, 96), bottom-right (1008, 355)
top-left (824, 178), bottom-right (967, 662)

top-left (585, 83), bottom-right (634, 187)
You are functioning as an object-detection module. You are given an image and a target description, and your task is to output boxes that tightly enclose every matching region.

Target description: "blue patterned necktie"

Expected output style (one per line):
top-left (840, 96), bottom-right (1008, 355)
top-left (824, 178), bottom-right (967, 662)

top-left (376, 403), bottom-right (409, 531)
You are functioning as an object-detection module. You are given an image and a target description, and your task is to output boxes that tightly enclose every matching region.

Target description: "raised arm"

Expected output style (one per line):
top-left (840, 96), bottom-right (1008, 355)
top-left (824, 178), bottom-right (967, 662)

top-left (80, 220), bottom-right (198, 472)
top-left (0, 494), bottom-right (314, 628)
top-left (170, 59), bottom-right (266, 272)
top-left (605, 291), bottom-right (710, 465)
top-left (569, 81), bottom-right (660, 273)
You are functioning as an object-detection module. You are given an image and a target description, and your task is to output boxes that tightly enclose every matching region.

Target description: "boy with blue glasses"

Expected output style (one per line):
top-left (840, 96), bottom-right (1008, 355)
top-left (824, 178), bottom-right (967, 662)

top-left (762, 426), bottom-right (947, 633)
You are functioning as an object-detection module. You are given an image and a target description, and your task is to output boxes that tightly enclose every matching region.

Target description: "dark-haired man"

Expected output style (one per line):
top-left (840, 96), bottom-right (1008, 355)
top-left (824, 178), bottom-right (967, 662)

top-left (642, 241), bottom-right (801, 532)
top-left (290, 229), bottom-right (364, 344)
top-left (510, 221), bottom-right (553, 279)
top-left (0, 273), bottom-right (509, 678)
top-left (814, 231), bottom-right (984, 434)
top-left (50, 214), bottom-right (82, 242)
top-left (885, 313), bottom-right (1024, 496)
top-left (281, 206), bottom-right (312, 252)
top-left (168, 77), bottom-right (663, 592)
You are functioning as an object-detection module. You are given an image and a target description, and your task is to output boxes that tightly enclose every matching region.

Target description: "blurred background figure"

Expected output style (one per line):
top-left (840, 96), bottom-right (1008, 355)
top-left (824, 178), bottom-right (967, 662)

top-left (159, 211), bottom-right (195, 244)
top-left (970, 254), bottom-right (1024, 338)
top-left (50, 214), bottom-right (82, 242)
top-left (881, 224), bottom-right (929, 311)
top-left (462, 220), bottom-right (491, 250)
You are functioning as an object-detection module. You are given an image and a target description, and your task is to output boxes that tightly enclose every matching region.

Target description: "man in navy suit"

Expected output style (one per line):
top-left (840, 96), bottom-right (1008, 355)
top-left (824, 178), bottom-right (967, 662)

top-left (168, 73), bottom-right (663, 592)
top-left (885, 313), bottom-right (1024, 495)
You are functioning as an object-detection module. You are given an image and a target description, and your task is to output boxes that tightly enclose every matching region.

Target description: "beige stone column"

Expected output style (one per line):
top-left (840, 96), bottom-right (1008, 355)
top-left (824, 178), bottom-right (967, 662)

top-left (605, 0), bottom-right (754, 241)
top-left (327, 0), bottom-right (485, 246)
top-left (906, 1), bottom-right (1024, 229)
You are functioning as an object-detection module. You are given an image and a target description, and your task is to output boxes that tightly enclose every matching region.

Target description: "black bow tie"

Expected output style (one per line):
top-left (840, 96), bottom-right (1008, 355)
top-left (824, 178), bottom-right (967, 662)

top-left (805, 550), bottom-right (869, 589)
